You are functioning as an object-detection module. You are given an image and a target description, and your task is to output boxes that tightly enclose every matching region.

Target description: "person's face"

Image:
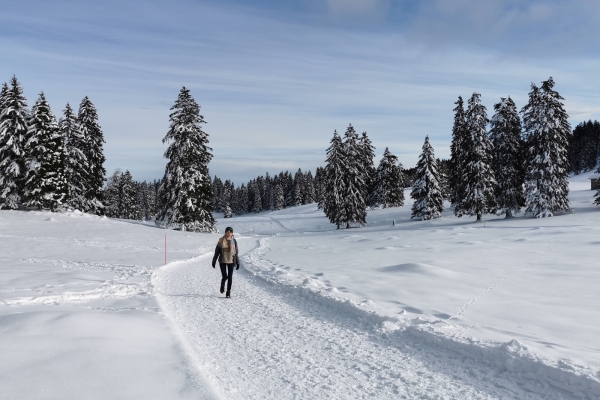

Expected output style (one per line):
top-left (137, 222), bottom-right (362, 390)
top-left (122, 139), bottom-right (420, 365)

top-left (226, 231), bottom-right (233, 239)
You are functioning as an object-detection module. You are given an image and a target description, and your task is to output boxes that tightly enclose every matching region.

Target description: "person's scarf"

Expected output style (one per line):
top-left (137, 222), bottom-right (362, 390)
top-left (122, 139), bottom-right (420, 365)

top-left (227, 236), bottom-right (236, 254)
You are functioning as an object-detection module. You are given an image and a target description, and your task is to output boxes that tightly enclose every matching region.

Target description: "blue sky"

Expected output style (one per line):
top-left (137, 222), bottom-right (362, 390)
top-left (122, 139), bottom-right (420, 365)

top-left (1, 0), bottom-right (600, 184)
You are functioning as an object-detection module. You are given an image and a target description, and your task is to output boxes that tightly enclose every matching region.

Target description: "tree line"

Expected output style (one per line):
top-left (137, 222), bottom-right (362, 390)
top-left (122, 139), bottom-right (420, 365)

top-left (3, 77), bottom-right (599, 231)
top-left (0, 76), bottom-right (105, 213)
top-left (321, 77), bottom-right (589, 227)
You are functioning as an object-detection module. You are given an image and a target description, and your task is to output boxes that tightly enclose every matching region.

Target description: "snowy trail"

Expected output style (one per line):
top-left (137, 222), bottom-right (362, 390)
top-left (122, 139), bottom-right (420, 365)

top-left (152, 238), bottom-right (591, 400)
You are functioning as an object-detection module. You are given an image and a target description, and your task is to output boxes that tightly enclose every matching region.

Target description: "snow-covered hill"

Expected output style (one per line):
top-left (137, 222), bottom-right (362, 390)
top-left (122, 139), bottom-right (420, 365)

top-left (1, 171), bottom-right (599, 399)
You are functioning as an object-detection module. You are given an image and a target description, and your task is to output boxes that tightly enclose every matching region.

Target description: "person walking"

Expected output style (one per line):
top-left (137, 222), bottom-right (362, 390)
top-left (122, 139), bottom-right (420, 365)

top-left (211, 227), bottom-right (240, 298)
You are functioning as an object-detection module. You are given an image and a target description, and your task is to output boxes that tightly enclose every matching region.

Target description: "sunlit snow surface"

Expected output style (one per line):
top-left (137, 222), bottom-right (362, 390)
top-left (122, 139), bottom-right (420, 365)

top-left (1, 171), bottom-right (600, 399)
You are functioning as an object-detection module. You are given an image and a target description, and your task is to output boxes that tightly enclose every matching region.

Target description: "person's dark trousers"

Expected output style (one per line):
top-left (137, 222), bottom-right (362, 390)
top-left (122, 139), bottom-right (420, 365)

top-left (220, 263), bottom-right (235, 292)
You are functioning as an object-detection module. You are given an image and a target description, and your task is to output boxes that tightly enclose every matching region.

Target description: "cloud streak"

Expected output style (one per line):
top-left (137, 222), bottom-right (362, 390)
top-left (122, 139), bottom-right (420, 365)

top-left (0, 0), bottom-right (599, 184)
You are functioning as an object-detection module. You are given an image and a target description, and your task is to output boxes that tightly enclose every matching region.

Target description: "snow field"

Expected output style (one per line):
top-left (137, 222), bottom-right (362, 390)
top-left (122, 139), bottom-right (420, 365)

top-left (0, 210), bottom-right (218, 399)
top-left (154, 235), bottom-right (599, 399)
top-left (1, 171), bottom-right (599, 399)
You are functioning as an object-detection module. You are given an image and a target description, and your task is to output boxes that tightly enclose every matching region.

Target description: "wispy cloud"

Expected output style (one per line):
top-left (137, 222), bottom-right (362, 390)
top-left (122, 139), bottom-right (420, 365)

top-left (1, 0), bottom-right (599, 184)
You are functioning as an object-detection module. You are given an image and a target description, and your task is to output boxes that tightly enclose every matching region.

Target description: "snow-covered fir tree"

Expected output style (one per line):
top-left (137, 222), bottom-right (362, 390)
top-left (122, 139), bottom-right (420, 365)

top-left (292, 168), bottom-right (304, 206)
top-left (251, 181), bottom-right (262, 213)
top-left (462, 93), bottom-right (497, 221)
top-left (236, 184), bottom-right (248, 215)
top-left (274, 183), bottom-right (285, 210)
top-left (411, 136), bottom-right (444, 220)
top-left (569, 121), bottom-right (600, 174)
top-left (247, 180), bottom-right (255, 213)
top-left (283, 171), bottom-right (294, 207)
top-left (104, 171), bottom-right (150, 220)
top-left (323, 130), bottom-right (344, 228)
top-left (149, 180), bottom-right (159, 218)
top-left (59, 103), bottom-right (91, 212)
top-left (0, 82), bottom-right (7, 109)
top-left (340, 124), bottom-right (367, 228)
top-left (256, 176), bottom-right (266, 211)
top-left (303, 170), bottom-right (316, 204)
top-left (78, 96), bottom-right (106, 215)
top-left (371, 147), bottom-right (405, 209)
top-left (119, 171), bottom-right (140, 220)
top-left (315, 166), bottom-right (325, 209)
top-left (521, 77), bottom-right (572, 218)
top-left (489, 97), bottom-right (524, 218)
top-left (0, 83), bottom-right (7, 124)
top-left (212, 176), bottom-right (223, 213)
top-left (156, 87), bottom-right (216, 232)
top-left (262, 173), bottom-right (271, 210)
top-left (222, 179), bottom-right (233, 218)
top-left (23, 93), bottom-right (68, 211)
top-left (138, 181), bottom-right (155, 220)
top-left (449, 96), bottom-right (468, 216)
top-left (0, 76), bottom-right (29, 209)
top-left (358, 131), bottom-right (376, 206)
top-left (104, 170), bottom-right (122, 218)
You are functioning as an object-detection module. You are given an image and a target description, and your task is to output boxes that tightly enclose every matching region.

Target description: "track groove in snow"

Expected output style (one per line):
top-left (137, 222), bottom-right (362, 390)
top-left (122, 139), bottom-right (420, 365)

top-left (152, 240), bottom-right (595, 399)
top-left (450, 240), bottom-right (554, 320)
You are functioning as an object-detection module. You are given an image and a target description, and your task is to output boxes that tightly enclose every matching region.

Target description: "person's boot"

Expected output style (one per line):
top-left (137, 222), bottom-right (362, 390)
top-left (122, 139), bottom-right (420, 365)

top-left (220, 284), bottom-right (224, 294)
top-left (226, 291), bottom-right (230, 298)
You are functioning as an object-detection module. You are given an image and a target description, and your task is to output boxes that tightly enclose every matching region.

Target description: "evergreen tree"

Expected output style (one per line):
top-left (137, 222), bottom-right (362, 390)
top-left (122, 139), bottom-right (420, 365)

top-left (147, 180), bottom-right (158, 219)
top-left (315, 166), bottom-right (325, 209)
top-left (212, 176), bottom-right (224, 213)
top-left (247, 180), bottom-right (256, 213)
top-left (303, 171), bottom-right (316, 204)
top-left (521, 77), bottom-right (572, 218)
top-left (0, 82), bottom-right (7, 110)
top-left (371, 147), bottom-right (405, 209)
top-left (292, 168), bottom-right (304, 206)
top-left (340, 124), bottom-right (367, 228)
top-left (138, 181), bottom-right (150, 220)
top-left (462, 93), bottom-right (497, 221)
top-left (282, 171), bottom-right (294, 207)
top-left (23, 92), bottom-right (68, 211)
top-left (156, 87), bottom-right (216, 232)
top-left (569, 120), bottom-right (600, 173)
top-left (489, 97), bottom-right (524, 218)
top-left (252, 181), bottom-right (261, 213)
top-left (264, 172), bottom-right (272, 210)
top-left (78, 96), bottom-right (106, 215)
top-left (323, 130), bottom-right (344, 228)
top-left (104, 170), bottom-right (122, 218)
top-left (119, 171), bottom-right (140, 220)
top-left (255, 175), bottom-right (266, 211)
top-left (223, 204), bottom-right (233, 218)
top-left (449, 96), bottom-right (468, 216)
top-left (359, 131), bottom-right (376, 207)
top-left (274, 183), bottom-right (285, 210)
top-left (236, 184), bottom-right (248, 215)
top-left (0, 76), bottom-right (29, 209)
top-left (60, 103), bottom-right (91, 212)
top-left (411, 136), bottom-right (444, 220)
top-left (222, 179), bottom-right (233, 218)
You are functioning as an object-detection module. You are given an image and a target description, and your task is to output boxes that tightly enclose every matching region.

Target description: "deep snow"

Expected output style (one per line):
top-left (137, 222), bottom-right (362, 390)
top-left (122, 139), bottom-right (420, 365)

top-left (1, 171), bottom-right (599, 399)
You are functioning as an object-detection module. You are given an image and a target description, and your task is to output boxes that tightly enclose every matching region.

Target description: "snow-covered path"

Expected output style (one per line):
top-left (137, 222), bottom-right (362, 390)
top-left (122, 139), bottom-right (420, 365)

top-left (153, 238), bottom-right (587, 400)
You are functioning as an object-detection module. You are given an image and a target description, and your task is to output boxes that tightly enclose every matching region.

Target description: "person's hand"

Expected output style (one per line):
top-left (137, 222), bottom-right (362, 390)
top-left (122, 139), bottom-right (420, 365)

top-left (212, 262), bottom-right (216, 268)
top-left (236, 264), bottom-right (240, 270)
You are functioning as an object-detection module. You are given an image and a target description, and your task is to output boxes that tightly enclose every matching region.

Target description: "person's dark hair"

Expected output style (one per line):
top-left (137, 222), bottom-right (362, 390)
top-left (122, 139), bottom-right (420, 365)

top-left (225, 227), bottom-right (233, 233)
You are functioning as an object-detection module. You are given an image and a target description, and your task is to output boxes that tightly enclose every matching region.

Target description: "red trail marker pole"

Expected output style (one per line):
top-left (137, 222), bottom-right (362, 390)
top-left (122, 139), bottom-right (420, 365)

top-left (164, 234), bottom-right (167, 265)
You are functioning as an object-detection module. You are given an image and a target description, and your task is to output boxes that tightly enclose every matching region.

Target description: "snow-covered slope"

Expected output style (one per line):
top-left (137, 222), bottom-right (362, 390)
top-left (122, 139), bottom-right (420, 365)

top-left (1, 171), bottom-right (600, 399)
top-left (0, 211), bottom-right (220, 399)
